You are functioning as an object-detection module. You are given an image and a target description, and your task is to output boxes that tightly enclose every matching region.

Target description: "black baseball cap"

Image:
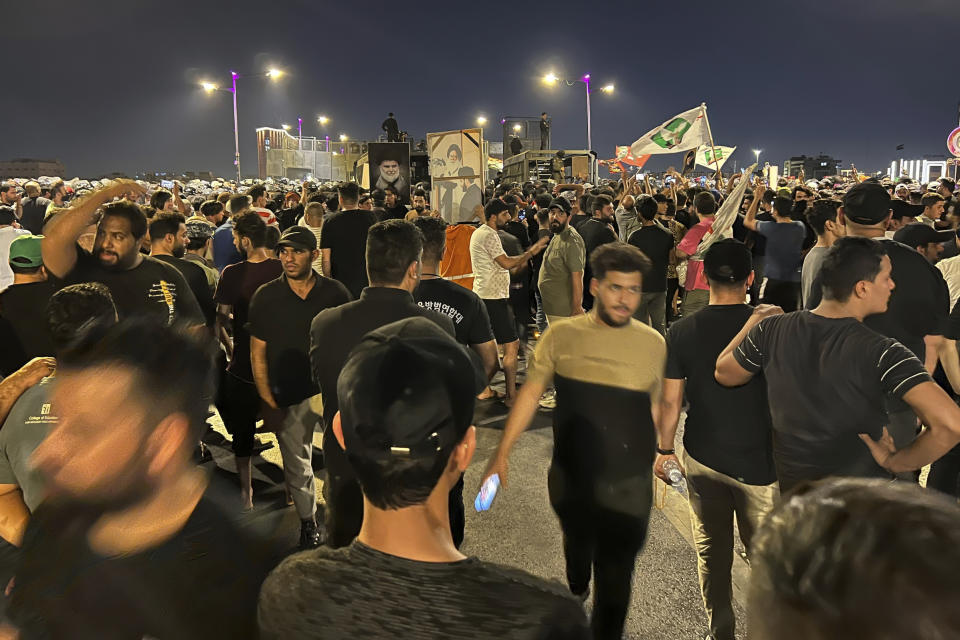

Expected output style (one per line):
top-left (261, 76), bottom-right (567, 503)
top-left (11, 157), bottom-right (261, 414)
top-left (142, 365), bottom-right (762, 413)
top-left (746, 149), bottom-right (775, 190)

top-left (548, 198), bottom-right (570, 214)
top-left (842, 182), bottom-right (892, 225)
top-left (276, 225), bottom-right (317, 251)
top-left (892, 223), bottom-right (955, 248)
top-left (889, 199), bottom-right (924, 220)
top-left (337, 317), bottom-right (484, 461)
top-left (704, 238), bottom-right (752, 284)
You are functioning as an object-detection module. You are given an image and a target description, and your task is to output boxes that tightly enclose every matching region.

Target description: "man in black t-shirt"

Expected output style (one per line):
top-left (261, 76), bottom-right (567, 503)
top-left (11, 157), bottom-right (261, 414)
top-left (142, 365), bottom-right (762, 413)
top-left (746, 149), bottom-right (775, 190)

top-left (18, 182), bottom-right (50, 235)
top-left (380, 185), bottom-right (408, 220)
top-left (41, 182), bottom-right (203, 326)
top-left (577, 194), bottom-right (618, 310)
top-left (540, 112), bottom-right (551, 149)
top-left (660, 239), bottom-right (776, 640)
top-left (213, 212), bottom-right (282, 510)
top-left (7, 321), bottom-right (278, 640)
top-left (0, 235), bottom-right (56, 371)
top-left (260, 317), bottom-right (588, 640)
top-left (627, 195), bottom-right (674, 334)
top-left (805, 182), bottom-right (950, 464)
top-left (744, 190), bottom-right (774, 305)
top-left (381, 112), bottom-right (400, 142)
top-left (148, 212), bottom-right (216, 328)
top-left (413, 217), bottom-right (497, 381)
top-left (717, 237), bottom-right (960, 491)
top-left (310, 221), bottom-right (457, 549)
top-left (320, 182), bottom-right (378, 298)
top-left (248, 226), bottom-right (351, 549)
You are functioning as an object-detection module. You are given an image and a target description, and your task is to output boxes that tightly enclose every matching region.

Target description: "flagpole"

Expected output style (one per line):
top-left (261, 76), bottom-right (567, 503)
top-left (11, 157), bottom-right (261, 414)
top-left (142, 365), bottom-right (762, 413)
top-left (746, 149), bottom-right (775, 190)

top-left (701, 103), bottom-right (724, 190)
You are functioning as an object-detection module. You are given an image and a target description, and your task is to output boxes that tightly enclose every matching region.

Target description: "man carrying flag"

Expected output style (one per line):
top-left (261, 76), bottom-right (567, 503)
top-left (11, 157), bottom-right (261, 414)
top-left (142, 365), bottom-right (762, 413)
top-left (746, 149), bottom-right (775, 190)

top-left (675, 169), bottom-right (755, 317)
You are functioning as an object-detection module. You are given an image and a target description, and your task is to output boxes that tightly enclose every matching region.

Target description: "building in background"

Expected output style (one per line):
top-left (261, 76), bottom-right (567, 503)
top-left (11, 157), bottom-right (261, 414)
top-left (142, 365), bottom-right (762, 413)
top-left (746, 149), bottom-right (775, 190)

top-left (0, 158), bottom-right (66, 179)
top-left (256, 127), bottom-right (363, 182)
top-left (782, 154), bottom-right (842, 179)
top-left (887, 156), bottom-right (950, 183)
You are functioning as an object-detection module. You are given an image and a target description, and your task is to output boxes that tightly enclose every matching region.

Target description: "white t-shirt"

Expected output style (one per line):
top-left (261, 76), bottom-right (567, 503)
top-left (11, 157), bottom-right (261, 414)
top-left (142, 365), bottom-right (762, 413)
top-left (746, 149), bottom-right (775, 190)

top-left (469, 224), bottom-right (509, 300)
top-left (938, 254), bottom-right (960, 310)
top-left (304, 222), bottom-right (324, 275)
top-left (0, 226), bottom-right (31, 292)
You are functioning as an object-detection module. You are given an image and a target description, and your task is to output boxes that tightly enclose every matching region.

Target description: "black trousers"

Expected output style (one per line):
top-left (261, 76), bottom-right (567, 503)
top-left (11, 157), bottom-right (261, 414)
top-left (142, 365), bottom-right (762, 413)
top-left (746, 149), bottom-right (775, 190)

top-left (928, 442), bottom-right (960, 497)
top-left (215, 371), bottom-right (259, 457)
top-left (322, 434), bottom-right (466, 548)
top-left (760, 278), bottom-right (801, 312)
top-left (549, 470), bottom-right (652, 640)
top-left (322, 434), bottom-right (364, 548)
top-left (666, 277), bottom-right (680, 320)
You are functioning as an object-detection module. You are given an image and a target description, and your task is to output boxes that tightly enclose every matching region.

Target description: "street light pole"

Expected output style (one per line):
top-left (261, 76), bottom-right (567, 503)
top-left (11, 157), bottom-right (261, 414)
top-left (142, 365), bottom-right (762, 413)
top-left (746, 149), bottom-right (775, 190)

top-left (583, 74), bottom-right (592, 151)
top-left (231, 71), bottom-right (241, 185)
top-left (543, 72), bottom-right (612, 153)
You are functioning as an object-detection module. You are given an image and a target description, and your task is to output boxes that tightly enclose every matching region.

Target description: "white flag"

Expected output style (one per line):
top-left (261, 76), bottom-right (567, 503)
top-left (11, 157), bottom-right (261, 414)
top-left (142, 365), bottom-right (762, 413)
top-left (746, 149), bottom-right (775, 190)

top-left (696, 145), bottom-right (736, 170)
top-left (693, 164), bottom-right (756, 259)
top-left (629, 106), bottom-right (710, 156)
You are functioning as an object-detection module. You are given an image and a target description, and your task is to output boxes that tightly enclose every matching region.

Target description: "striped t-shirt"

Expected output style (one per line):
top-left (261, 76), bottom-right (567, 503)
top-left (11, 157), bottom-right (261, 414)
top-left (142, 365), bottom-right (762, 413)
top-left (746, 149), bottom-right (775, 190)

top-left (733, 310), bottom-right (931, 491)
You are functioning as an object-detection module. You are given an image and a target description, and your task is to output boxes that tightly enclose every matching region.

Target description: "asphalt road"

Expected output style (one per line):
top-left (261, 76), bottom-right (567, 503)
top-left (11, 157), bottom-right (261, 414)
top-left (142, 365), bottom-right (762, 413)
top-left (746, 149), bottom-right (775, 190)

top-left (201, 356), bottom-right (751, 640)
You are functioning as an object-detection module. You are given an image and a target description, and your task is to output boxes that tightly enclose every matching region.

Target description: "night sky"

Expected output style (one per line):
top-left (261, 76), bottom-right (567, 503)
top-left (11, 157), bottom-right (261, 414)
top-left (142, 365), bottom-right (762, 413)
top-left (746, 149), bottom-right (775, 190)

top-left (3, 0), bottom-right (956, 178)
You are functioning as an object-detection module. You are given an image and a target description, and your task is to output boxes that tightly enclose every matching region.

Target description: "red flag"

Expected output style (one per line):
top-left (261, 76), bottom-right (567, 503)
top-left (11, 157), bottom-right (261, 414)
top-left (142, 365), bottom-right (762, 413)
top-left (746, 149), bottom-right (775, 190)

top-left (615, 146), bottom-right (651, 168)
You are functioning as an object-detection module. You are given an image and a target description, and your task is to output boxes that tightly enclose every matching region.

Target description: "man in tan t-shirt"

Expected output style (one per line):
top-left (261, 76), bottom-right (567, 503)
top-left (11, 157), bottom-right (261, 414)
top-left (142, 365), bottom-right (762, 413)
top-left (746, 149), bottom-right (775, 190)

top-left (483, 242), bottom-right (666, 640)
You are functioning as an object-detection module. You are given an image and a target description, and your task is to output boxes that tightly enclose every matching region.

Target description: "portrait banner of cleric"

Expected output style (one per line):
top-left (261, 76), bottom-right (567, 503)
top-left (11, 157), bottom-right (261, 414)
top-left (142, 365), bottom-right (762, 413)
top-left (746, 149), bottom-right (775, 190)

top-left (369, 142), bottom-right (411, 205)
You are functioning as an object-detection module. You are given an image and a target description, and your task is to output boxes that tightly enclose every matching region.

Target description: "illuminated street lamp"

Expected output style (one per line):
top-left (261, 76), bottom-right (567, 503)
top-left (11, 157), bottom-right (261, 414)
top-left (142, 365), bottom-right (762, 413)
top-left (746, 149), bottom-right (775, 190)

top-left (339, 134), bottom-right (349, 142)
top-left (281, 124), bottom-right (291, 131)
top-left (753, 149), bottom-right (762, 167)
top-left (317, 115), bottom-right (330, 125)
top-left (512, 123), bottom-right (522, 132)
top-left (199, 67), bottom-right (285, 184)
top-left (477, 116), bottom-right (487, 126)
top-left (541, 71), bottom-right (615, 151)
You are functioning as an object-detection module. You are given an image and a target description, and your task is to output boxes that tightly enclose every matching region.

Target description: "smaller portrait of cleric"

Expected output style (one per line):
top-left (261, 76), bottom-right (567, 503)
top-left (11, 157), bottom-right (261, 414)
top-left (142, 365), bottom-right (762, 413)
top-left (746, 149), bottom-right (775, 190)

top-left (369, 142), bottom-right (411, 205)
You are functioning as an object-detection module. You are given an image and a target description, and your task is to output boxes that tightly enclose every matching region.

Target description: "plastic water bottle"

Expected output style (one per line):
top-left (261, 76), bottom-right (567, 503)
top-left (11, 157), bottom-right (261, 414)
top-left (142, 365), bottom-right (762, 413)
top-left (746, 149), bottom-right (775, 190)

top-left (475, 474), bottom-right (500, 512)
top-left (662, 459), bottom-right (687, 496)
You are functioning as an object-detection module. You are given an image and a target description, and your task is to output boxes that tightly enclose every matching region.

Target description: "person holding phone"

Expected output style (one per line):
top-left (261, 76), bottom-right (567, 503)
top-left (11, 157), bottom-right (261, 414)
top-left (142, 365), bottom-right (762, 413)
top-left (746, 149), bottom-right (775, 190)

top-left (482, 243), bottom-right (666, 640)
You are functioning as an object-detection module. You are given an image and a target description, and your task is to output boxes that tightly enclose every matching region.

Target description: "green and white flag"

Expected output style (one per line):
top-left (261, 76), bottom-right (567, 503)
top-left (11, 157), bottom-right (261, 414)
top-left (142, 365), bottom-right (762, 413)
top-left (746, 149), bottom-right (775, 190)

top-left (696, 144), bottom-right (736, 170)
top-left (629, 105), bottom-right (710, 156)
top-left (692, 164), bottom-right (756, 260)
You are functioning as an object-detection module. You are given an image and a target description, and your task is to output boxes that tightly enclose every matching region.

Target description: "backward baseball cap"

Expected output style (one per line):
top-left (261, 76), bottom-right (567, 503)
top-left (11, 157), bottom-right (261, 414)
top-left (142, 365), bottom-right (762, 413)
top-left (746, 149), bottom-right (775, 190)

top-left (337, 317), bottom-right (484, 461)
top-left (9, 234), bottom-right (43, 268)
top-left (842, 182), bottom-right (892, 225)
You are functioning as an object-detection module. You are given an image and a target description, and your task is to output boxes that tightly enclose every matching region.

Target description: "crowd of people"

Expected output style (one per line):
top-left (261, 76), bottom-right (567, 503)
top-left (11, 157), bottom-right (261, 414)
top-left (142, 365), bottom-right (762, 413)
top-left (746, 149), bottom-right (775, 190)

top-left (0, 164), bottom-right (959, 639)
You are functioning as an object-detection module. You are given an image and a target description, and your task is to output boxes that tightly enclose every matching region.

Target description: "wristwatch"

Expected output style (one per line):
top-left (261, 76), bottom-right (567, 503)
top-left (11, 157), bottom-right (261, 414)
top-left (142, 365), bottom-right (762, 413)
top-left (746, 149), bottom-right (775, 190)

top-left (656, 446), bottom-right (675, 455)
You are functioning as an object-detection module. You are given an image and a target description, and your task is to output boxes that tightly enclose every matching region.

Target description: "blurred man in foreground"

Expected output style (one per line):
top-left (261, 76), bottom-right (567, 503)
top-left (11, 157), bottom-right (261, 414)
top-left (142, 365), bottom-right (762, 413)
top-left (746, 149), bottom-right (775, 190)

top-left (5, 319), bottom-right (276, 639)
